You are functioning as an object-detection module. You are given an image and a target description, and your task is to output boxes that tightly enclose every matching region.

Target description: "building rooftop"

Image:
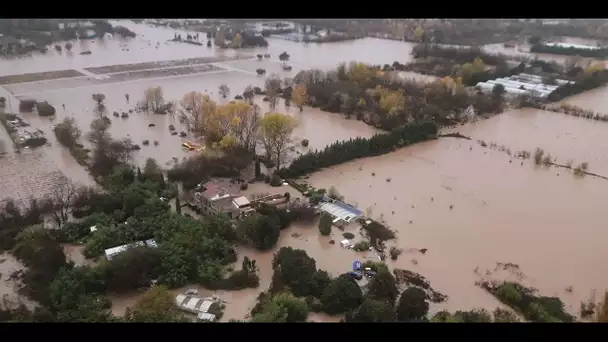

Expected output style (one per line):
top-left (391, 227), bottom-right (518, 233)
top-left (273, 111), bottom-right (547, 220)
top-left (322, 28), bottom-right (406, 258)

top-left (200, 182), bottom-right (231, 201)
top-left (232, 196), bottom-right (251, 208)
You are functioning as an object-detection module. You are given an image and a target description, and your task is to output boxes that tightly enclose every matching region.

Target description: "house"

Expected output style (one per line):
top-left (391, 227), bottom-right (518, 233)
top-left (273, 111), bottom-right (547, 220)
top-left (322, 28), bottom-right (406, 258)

top-left (191, 182), bottom-right (240, 218)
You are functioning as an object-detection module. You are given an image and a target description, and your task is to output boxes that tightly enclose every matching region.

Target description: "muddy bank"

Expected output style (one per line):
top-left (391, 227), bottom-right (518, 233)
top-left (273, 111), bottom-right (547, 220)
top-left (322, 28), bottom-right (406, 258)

top-left (85, 55), bottom-right (252, 75)
top-left (105, 64), bottom-right (225, 83)
top-left (0, 69), bottom-right (85, 85)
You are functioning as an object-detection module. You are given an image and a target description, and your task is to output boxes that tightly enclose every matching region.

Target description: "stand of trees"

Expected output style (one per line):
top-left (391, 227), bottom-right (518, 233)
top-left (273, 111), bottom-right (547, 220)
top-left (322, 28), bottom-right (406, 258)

top-left (403, 44), bottom-right (527, 87)
top-left (249, 248), bottom-right (521, 322)
top-left (293, 61), bottom-right (503, 130)
top-left (548, 68), bottom-right (608, 101)
top-left (530, 44), bottom-right (608, 58)
top-left (480, 281), bottom-right (574, 322)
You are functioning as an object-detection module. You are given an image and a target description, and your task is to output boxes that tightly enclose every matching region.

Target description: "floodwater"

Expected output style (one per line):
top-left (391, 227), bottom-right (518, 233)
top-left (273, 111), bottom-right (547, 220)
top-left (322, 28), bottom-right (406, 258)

top-left (305, 109), bottom-right (608, 317)
top-left (3, 21), bottom-right (608, 321)
top-left (0, 252), bottom-right (34, 310)
top-left (483, 36), bottom-right (604, 65)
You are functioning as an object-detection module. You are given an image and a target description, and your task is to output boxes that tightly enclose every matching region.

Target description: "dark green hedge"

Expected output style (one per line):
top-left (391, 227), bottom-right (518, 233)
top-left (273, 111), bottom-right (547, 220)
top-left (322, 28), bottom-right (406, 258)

top-left (278, 122), bottom-right (438, 179)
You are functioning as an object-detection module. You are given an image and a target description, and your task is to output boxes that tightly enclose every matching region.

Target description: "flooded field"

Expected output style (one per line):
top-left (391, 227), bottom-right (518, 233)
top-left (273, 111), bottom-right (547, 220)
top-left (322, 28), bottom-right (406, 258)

top-left (2, 20), bottom-right (608, 321)
top-left (0, 253), bottom-right (34, 310)
top-left (0, 151), bottom-right (68, 208)
top-left (4, 62), bottom-right (378, 168)
top-left (303, 109), bottom-right (608, 316)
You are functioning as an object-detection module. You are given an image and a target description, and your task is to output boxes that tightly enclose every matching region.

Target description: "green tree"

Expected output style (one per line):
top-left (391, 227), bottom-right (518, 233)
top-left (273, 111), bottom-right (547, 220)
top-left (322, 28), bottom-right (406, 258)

top-left (366, 269), bottom-right (399, 304)
top-left (102, 246), bottom-right (161, 293)
top-left (125, 285), bottom-right (189, 322)
top-left (49, 266), bottom-right (112, 322)
top-left (318, 212), bottom-right (332, 236)
top-left (271, 247), bottom-right (330, 298)
top-left (493, 308), bottom-right (520, 322)
top-left (54, 117), bottom-right (81, 147)
top-left (252, 292), bottom-right (308, 322)
top-left (320, 274), bottom-right (363, 314)
top-left (240, 213), bottom-right (280, 251)
top-left (12, 227), bottom-right (68, 305)
top-left (396, 287), bottom-right (429, 321)
top-left (175, 195), bottom-right (181, 214)
top-left (346, 297), bottom-right (395, 322)
top-left (259, 113), bottom-right (297, 168)
top-left (143, 158), bottom-right (163, 185)
top-left (492, 83), bottom-right (506, 98)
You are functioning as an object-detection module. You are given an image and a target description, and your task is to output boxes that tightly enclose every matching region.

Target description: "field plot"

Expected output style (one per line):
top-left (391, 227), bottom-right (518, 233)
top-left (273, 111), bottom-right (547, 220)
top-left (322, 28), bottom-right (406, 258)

top-left (0, 69), bottom-right (85, 85)
top-left (85, 55), bottom-right (253, 74)
top-left (0, 152), bottom-right (68, 208)
top-left (106, 64), bottom-right (226, 82)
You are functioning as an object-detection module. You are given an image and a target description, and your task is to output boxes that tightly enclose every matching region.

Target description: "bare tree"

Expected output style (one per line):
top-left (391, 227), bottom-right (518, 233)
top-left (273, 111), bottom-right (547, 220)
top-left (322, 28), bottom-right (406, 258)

top-left (243, 85), bottom-right (255, 104)
top-left (92, 93), bottom-right (106, 118)
top-left (144, 86), bottom-right (164, 113)
top-left (49, 180), bottom-right (78, 227)
top-left (179, 91), bottom-right (206, 134)
top-left (265, 74), bottom-right (282, 110)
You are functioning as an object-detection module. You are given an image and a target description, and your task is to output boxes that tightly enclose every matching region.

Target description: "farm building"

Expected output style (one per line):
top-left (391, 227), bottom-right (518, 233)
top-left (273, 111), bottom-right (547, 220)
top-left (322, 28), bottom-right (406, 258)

top-left (104, 239), bottom-right (158, 261)
top-left (475, 73), bottom-right (573, 99)
top-left (317, 197), bottom-right (363, 226)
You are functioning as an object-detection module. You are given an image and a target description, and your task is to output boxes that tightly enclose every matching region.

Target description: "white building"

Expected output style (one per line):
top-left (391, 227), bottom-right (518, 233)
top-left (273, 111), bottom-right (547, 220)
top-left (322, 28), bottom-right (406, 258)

top-left (475, 73), bottom-right (572, 99)
top-left (542, 42), bottom-right (601, 51)
top-left (104, 239), bottom-right (157, 261)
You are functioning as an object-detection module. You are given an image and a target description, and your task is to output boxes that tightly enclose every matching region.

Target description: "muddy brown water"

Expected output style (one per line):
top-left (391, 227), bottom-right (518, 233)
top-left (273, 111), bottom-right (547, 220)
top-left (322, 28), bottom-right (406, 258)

top-left (3, 21), bottom-right (608, 321)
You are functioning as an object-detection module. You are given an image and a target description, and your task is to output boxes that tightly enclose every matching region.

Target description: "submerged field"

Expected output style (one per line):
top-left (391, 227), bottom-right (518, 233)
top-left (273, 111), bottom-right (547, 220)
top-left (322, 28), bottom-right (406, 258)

top-left (1, 20), bottom-right (608, 322)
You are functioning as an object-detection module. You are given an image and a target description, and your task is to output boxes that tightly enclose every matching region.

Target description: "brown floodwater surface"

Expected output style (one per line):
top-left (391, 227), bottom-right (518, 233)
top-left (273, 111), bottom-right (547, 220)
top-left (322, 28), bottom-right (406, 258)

top-left (305, 110), bottom-right (608, 316)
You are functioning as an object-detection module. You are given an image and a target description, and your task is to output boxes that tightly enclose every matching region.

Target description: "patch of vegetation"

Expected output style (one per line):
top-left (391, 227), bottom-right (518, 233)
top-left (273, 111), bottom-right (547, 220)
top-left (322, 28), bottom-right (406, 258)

top-left (479, 281), bottom-right (575, 322)
top-left (530, 44), bottom-right (608, 58)
top-left (278, 122), bottom-right (437, 179)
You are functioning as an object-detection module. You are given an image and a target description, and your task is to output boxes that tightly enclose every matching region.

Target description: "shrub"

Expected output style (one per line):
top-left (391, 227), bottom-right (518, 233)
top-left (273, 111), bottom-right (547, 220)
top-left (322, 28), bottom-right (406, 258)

top-left (240, 183), bottom-right (248, 191)
top-left (318, 213), bottom-right (332, 236)
top-left (36, 101), bottom-right (56, 116)
top-left (269, 174), bottom-right (282, 187)
top-left (301, 139), bottom-right (309, 147)
top-left (353, 240), bottom-right (370, 251)
top-left (19, 99), bottom-right (37, 112)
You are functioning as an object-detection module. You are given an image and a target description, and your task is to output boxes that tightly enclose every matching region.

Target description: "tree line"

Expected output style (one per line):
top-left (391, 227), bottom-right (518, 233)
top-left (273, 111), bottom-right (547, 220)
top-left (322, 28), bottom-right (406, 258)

top-left (247, 246), bottom-right (520, 322)
top-left (530, 44), bottom-right (608, 58)
top-left (292, 61), bottom-right (504, 131)
top-left (277, 122), bottom-right (438, 179)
